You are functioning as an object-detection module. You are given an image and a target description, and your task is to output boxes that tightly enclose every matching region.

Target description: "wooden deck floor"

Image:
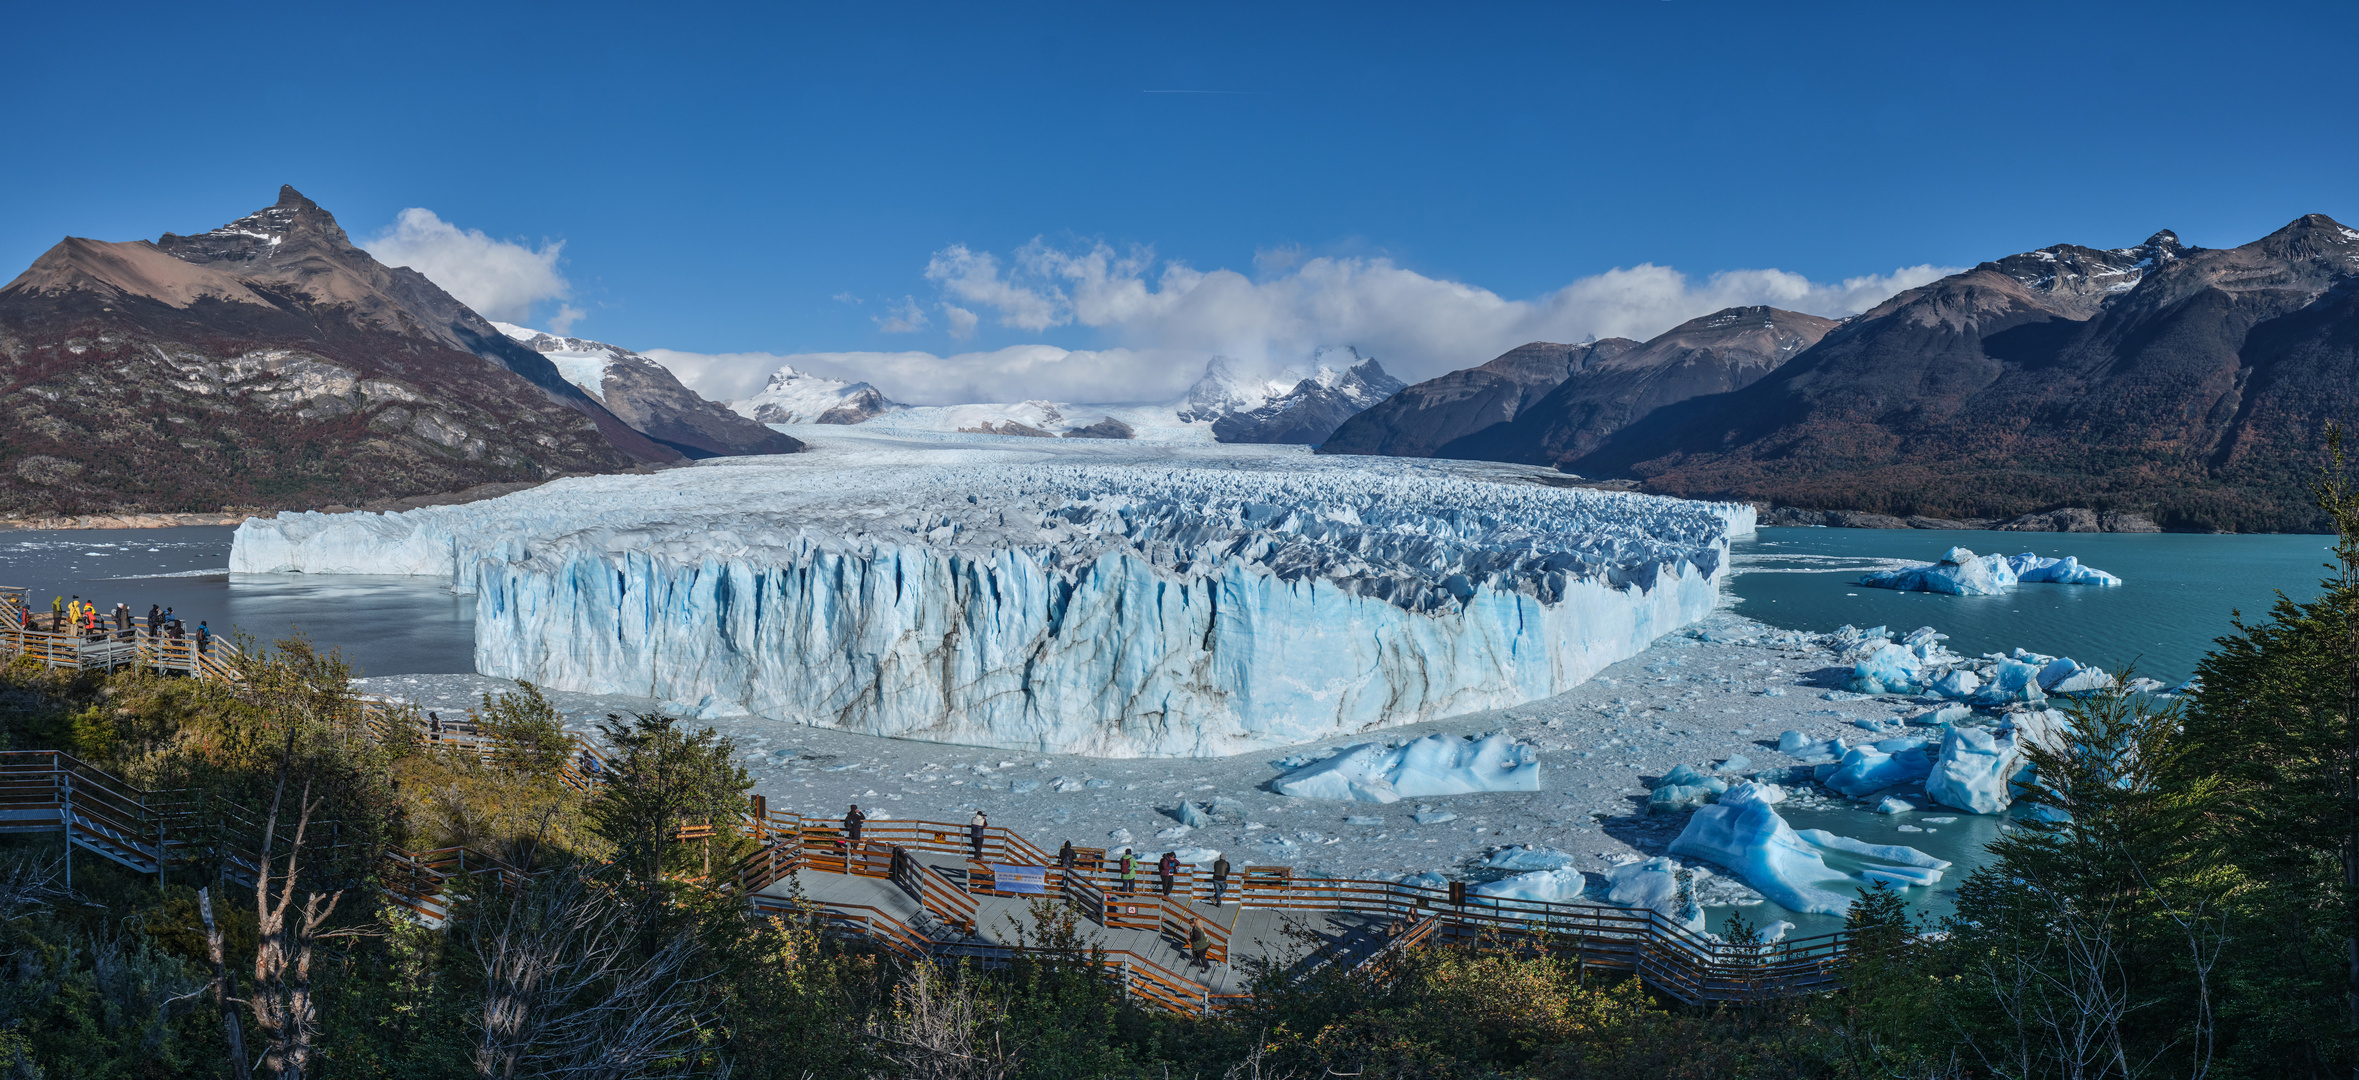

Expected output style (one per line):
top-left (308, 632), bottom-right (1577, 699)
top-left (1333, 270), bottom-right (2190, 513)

top-left (761, 848), bottom-right (1381, 995)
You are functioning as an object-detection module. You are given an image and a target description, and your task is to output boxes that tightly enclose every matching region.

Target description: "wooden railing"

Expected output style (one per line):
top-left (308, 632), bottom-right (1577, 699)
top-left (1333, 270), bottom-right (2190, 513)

top-left (736, 811), bottom-right (1851, 1007)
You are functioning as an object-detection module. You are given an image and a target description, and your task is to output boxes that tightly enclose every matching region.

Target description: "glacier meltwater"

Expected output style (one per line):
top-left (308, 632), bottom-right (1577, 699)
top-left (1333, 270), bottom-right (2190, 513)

top-left (230, 435), bottom-right (1752, 757)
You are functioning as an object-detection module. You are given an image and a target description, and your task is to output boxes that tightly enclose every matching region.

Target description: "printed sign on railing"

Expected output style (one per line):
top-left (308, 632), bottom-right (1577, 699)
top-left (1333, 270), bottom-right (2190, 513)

top-left (986, 864), bottom-right (1046, 894)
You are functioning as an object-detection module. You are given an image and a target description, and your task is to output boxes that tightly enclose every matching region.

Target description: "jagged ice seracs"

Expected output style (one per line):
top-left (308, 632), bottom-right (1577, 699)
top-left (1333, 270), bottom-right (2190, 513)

top-left (230, 434), bottom-right (1751, 757)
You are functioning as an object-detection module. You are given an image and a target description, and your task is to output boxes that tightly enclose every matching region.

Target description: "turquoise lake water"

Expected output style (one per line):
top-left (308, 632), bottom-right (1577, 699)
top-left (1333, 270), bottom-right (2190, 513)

top-left (1728, 528), bottom-right (2337, 686)
top-left (1707, 527), bottom-right (2337, 939)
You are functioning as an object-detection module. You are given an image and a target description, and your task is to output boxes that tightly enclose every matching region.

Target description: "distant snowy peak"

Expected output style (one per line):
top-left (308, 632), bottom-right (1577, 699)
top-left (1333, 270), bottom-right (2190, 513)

top-left (493, 323), bottom-right (803, 458)
top-left (732, 365), bottom-right (902, 426)
top-left (1187, 348), bottom-right (1408, 445)
top-left (495, 322), bottom-right (644, 403)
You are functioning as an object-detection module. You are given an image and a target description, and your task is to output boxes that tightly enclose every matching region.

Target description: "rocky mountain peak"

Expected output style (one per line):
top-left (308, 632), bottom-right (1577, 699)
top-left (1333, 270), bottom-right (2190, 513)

top-left (2250, 212), bottom-right (2359, 261)
top-left (156, 184), bottom-right (353, 265)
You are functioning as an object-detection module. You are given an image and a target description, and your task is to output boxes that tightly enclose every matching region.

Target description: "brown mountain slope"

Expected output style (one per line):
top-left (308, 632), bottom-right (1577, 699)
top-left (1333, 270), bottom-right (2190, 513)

top-left (1574, 219), bottom-right (2359, 532)
top-left (1316, 339), bottom-right (1637, 457)
top-left (0, 187), bottom-right (726, 517)
top-left (1492, 306), bottom-right (1838, 464)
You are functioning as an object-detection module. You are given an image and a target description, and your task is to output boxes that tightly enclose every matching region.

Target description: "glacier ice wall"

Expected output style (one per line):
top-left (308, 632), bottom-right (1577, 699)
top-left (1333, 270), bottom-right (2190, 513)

top-left (231, 436), bottom-right (1752, 757)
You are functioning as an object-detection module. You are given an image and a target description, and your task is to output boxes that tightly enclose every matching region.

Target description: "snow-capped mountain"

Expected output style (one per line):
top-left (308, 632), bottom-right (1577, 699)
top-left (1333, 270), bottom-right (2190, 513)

top-left (724, 348), bottom-right (1407, 446)
top-left (730, 366), bottom-right (901, 425)
top-left (1192, 348), bottom-right (1408, 444)
top-left (496, 324), bottom-right (802, 458)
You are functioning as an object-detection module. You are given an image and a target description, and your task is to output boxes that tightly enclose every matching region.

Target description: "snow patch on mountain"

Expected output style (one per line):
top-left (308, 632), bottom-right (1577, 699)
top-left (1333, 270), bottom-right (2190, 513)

top-left (730, 366), bottom-right (901, 425)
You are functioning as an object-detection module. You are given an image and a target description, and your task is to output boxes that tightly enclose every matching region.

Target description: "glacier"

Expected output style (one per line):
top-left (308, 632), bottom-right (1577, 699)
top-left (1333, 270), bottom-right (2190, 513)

top-left (230, 433), bottom-right (1751, 757)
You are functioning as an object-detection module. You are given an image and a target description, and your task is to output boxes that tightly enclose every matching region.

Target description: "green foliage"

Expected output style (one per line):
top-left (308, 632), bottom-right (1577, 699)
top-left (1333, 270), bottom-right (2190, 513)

top-left (587, 712), bottom-right (753, 882)
top-left (473, 680), bottom-right (570, 782)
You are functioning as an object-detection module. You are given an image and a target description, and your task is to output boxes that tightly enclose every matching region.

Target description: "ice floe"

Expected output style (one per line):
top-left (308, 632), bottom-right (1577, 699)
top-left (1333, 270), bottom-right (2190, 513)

top-left (1668, 782), bottom-right (1952, 916)
top-left (1859, 547), bottom-right (2122, 596)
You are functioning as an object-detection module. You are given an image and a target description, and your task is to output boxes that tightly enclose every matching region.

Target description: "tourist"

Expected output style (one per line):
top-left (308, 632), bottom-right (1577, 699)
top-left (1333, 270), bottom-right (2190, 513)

top-left (428, 712), bottom-right (442, 742)
top-left (50, 596), bottom-right (62, 630)
top-left (1119, 850), bottom-right (1139, 894)
top-left (1210, 855), bottom-right (1231, 905)
top-left (146, 605), bottom-right (161, 636)
top-left (579, 748), bottom-right (602, 779)
top-left (969, 810), bottom-right (987, 860)
top-left (1058, 840), bottom-right (1075, 875)
top-left (843, 804), bottom-right (865, 851)
top-left (1157, 851), bottom-right (1178, 896)
top-left (1188, 919), bottom-right (1212, 971)
top-left (113, 604), bottom-right (129, 640)
top-left (196, 622), bottom-right (211, 655)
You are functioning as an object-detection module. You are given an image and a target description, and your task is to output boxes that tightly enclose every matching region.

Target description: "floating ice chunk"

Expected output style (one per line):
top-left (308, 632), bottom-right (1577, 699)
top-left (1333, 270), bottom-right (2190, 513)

top-left (1273, 734), bottom-right (1540, 803)
top-left (1849, 643), bottom-right (1925, 694)
top-left (2124, 677), bottom-right (2166, 694)
top-left (1399, 870), bottom-right (1451, 889)
top-left (1412, 810), bottom-right (1457, 824)
top-left (1474, 866), bottom-right (1587, 904)
top-left (1168, 847), bottom-right (1221, 865)
top-left (2008, 553), bottom-right (2122, 587)
top-left (1717, 755), bottom-right (1751, 774)
top-left (1670, 788), bottom-right (1950, 917)
top-left (1974, 660), bottom-right (2047, 705)
top-left (1911, 702), bottom-right (1971, 726)
top-left (1155, 825), bottom-right (1192, 841)
top-left (1482, 845), bottom-right (1579, 871)
top-left (1392, 734), bottom-right (1542, 797)
top-left (1107, 828), bottom-right (1133, 845)
top-left (1926, 724), bottom-right (2022, 814)
top-left (1009, 778), bottom-right (1041, 794)
top-left (1602, 857), bottom-right (1705, 931)
top-left (2037, 658), bottom-right (2116, 695)
top-left (1760, 920), bottom-right (1796, 944)
top-left (1928, 669), bottom-right (1981, 699)
top-left (1824, 744), bottom-right (1935, 797)
top-left (1791, 830), bottom-right (1949, 870)
top-left (1342, 815), bottom-right (1384, 826)
top-left (1176, 801), bottom-right (1213, 827)
top-left (1050, 776), bottom-right (1087, 793)
top-left (1777, 731), bottom-right (1846, 762)
top-left (1860, 549), bottom-right (2119, 596)
top-left (1874, 797), bottom-right (1913, 815)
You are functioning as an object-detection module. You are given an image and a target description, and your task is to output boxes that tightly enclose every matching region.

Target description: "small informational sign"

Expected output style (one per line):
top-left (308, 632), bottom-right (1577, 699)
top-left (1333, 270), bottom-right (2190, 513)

top-left (989, 864), bottom-right (1047, 895)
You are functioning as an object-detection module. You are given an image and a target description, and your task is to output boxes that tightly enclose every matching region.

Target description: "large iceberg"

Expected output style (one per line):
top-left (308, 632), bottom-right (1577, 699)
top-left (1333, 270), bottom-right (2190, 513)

top-left (230, 433), bottom-right (1750, 757)
top-left (1273, 733), bottom-right (1540, 802)
top-left (1669, 782), bottom-right (1950, 916)
top-left (1859, 547), bottom-right (2121, 595)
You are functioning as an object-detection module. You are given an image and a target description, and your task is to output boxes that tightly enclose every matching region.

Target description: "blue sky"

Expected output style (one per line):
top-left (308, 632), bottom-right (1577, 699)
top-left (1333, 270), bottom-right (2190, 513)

top-left (5, 0), bottom-right (2353, 402)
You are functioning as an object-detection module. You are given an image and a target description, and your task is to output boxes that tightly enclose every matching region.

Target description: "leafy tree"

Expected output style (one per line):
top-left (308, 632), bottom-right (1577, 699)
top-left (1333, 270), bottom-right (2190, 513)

top-left (585, 713), bottom-right (752, 882)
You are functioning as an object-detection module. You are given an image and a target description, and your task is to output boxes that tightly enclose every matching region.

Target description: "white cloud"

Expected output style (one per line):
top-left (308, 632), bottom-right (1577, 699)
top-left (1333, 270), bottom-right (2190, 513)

top-left (661, 239), bottom-right (1959, 407)
top-left (548, 304), bottom-right (586, 335)
top-left (910, 239), bottom-right (1956, 389)
top-left (360, 208), bottom-right (572, 325)
top-left (873, 296), bottom-right (929, 333)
